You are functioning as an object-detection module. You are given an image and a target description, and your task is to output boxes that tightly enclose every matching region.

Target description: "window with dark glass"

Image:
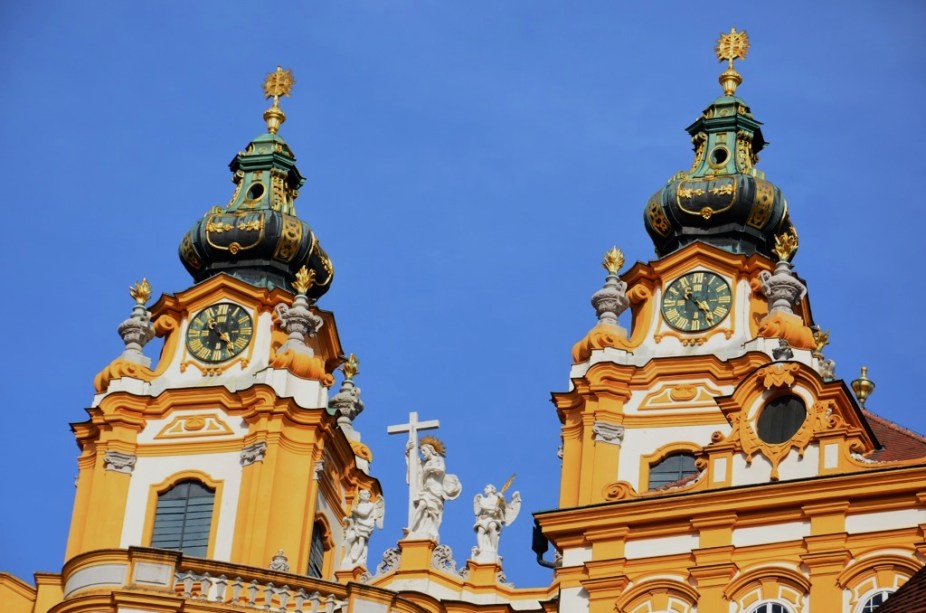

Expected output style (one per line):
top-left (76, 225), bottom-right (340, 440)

top-left (748, 603), bottom-right (791, 613)
top-left (860, 590), bottom-right (891, 612)
top-left (307, 521), bottom-right (325, 578)
top-left (648, 452), bottom-right (699, 490)
top-left (757, 395), bottom-right (806, 444)
top-left (150, 480), bottom-right (215, 556)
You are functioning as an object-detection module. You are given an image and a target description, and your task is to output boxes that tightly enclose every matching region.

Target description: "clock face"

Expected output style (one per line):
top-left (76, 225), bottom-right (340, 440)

top-left (661, 271), bottom-right (732, 332)
top-left (186, 302), bottom-right (253, 363)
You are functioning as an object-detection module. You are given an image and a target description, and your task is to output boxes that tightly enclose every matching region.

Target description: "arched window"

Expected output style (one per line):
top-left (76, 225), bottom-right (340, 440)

top-left (748, 603), bottom-right (793, 613)
top-left (648, 452), bottom-right (699, 490)
top-left (307, 520), bottom-right (326, 578)
top-left (150, 480), bottom-right (215, 556)
top-left (859, 590), bottom-right (891, 612)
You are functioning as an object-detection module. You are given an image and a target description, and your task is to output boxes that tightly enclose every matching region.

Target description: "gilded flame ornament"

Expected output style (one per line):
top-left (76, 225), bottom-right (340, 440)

top-left (715, 27), bottom-right (750, 97)
top-left (813, 328), bottom-right (830, 354)
top-left (602, 246), bottom-right (625, 274)
top-left (341, 352), bottom-right (360, 381)
top-left (772, 231), bottom-right (798, 262)
top-left (129, 278), bottom-right (151, 305)
top-left (293, 265), bottom-right (316, 295)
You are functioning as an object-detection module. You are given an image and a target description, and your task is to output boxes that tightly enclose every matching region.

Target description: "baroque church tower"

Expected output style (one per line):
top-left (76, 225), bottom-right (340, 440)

top-left (3, 31), bottom-right (926, 613)
top-left (67, 66), bottom-right (381, 586)
top-left (536, 28), bottom-right (926, 613)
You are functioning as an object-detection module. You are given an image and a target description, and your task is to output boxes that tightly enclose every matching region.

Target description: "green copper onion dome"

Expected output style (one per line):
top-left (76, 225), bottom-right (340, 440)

top-left (643, 29), bottom-right (795, 259)
top-left (178, 67), bottom-right (333, 298)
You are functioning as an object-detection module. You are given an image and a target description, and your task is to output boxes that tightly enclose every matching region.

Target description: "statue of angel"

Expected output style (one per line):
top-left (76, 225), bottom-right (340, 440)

top-left (340, 489), bottom-right (384, 569)
top-left (471, 475), bottom-right (521, 564)
top-left (407, 436), bottom-right (462, 541)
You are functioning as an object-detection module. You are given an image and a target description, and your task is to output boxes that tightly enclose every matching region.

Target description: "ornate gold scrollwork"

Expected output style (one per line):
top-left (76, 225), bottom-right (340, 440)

top-left (747, 179), bottom-right (775, 228)
top-left (646, 195), bottom-right (672, 237)
top-left (180, 233), bottom-right (203, 270)
top-left (273, 216), bottom-right (303, 262)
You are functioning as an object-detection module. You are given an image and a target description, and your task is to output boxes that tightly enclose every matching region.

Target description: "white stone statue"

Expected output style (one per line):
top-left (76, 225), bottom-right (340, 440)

top-left (406, 435), bottom-right (462, 541)
top-left (471, 478), bottom-right (521, 564)
top-left (340, 489), bottom-right (384, 569)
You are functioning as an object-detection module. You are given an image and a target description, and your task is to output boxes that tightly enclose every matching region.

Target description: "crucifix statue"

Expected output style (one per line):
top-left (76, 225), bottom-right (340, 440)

top-left (387, 411), bottom-right (462, 541)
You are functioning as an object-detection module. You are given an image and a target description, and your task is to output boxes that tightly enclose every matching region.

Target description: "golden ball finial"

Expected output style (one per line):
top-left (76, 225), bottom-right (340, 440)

top-left (602, 246), bottom-right (625, 274)
top-left (129, 278), bottom-right (152, 305)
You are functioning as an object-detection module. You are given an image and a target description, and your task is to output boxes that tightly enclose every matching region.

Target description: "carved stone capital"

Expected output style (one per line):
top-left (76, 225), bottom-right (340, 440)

top-left (593, 421), bottom-right (625, 445)
top-left (240, 441), bottom-right (267, 466)
top-left (103, 450), bottom-right (136, 474)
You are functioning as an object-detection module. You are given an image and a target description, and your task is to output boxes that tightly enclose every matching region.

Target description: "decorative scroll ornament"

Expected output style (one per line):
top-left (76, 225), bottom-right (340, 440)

top-left (373, 547), bottom-right (401, 577)
top-left (240, 441), bottom-right (267, 466)
top-left (431, 544), bottom-right (465, 577)
top-left (340, 489), bottom-right (385, 570)
top-left (602, 480), bottom-right (637, 501)
top-left (757, 362), bottom-right (801, 389)
top-left (103, 450), bottom-right (137, 474)
top-left (715, 27), bottom-right (750, 97)
top-left (592, 421), bottom-right (625, 445)
top-left (268, 549), bottom-right (290, 572)
top-left (262, 66), bottom-right (295, 134)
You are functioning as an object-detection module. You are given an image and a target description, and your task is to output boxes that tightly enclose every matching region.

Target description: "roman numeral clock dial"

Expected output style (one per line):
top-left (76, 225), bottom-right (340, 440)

top-left (661, 271), bottom-right (732, 332)
top-left (185, 302), bottom-right (254, 363)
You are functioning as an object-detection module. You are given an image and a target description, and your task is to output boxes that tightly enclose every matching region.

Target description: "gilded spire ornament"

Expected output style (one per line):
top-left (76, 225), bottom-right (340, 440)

top-left (262, 66), bottom-right (295, 134)
top-left (601, 246), bottom-right (625, 274)
top-left (341, 352), bottom-right (360, 381)
top-left (129, 278), bottom-right (152, 305)
top-left (715, 27), bottom-right (750, 97)
top-left (772, 230), bottom-right (799, 262)
top-left (293, 265), bottom-right (316, 296)
top-left (812, 328), bottom-right (830, 355)
top-left (851, 366), bottom-right (875, 407)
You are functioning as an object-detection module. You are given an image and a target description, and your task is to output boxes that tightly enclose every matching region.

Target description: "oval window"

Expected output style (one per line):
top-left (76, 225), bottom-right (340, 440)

top-left (757, 395), bottom-right (806, 444)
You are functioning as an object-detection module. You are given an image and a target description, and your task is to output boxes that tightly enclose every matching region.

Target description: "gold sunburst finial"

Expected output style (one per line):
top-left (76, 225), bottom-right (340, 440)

top-left (419, 435), bottom-right (447, 456)
top-left (813, 328), bottom-right (830, 356)
top-left (715, 27), bottom-right (750, 96)
top-left (263, 66), bottom-right (295, 100)
top-left (293, 265), bottom-right (316, 295)
top-left (129, 278), bottom-right (151, 305)
top-left (341, 352), bottom-right (360, 381)
top-left (772, 231), bottom-right (799, 262)
top-left (262, 66), bottom-right (295, 134)
top-left (602, 246), bottom-right (625, 274)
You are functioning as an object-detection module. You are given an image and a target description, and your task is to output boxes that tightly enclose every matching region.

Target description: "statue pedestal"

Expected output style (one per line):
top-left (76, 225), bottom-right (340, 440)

top-left (464, 559), bottom-right (503, 588)
top-left (334, 566), bottom-right (366, 584)
top-left (397, 538), bottom-right (436, 572)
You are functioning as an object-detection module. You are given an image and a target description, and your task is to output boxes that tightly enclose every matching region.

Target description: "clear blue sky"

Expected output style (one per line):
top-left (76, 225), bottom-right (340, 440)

top-left (2, 1), bottom-right (925, 589)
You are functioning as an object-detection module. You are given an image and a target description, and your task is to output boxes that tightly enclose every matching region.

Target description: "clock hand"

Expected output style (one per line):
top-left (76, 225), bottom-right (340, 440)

top-left (218, 330), bottom-right (234, 352)
top-left (696, 300), bottom-right (715, 325)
